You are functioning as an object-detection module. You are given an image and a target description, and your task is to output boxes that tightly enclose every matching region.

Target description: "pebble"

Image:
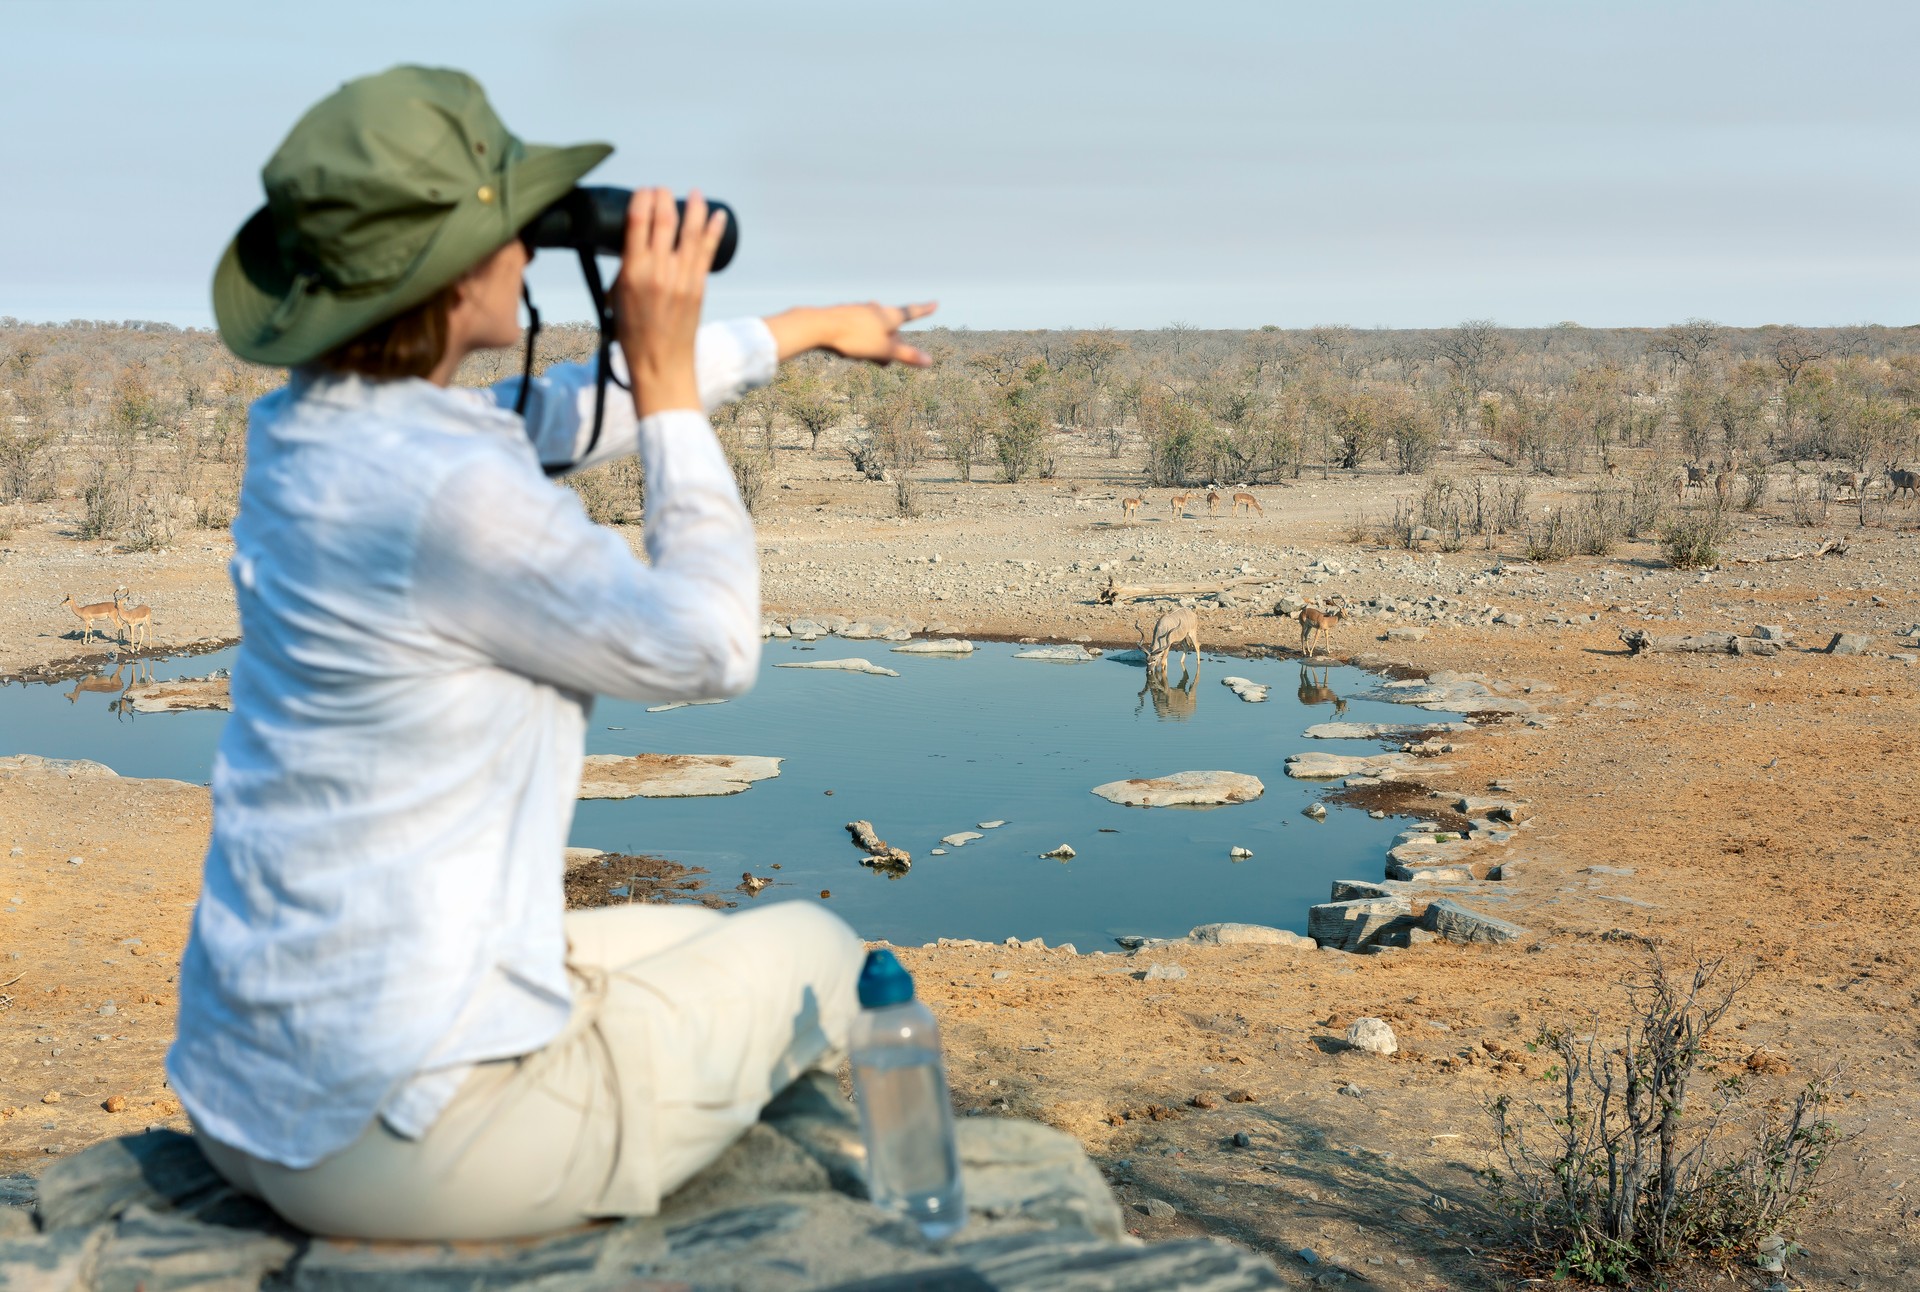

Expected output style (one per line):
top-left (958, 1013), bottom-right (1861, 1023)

top-left (1139, 1198), bottom-right (1176, 1220)
top-left (67, 856), bottom-right (83, 866)
top-left (1231, 1131), bottom-right (1251, 1148)
top-left (1040, 844), bottom-right (1076, 859)
top-left (1136, 963), bottom-right (1187, 982)
top-left (1339, 1082), bottom-right (1364, 1098)
top-left (1303, 803), bottom-right (1328, 820)
top-left (1296, 1248), bottom-right (1319, 1266)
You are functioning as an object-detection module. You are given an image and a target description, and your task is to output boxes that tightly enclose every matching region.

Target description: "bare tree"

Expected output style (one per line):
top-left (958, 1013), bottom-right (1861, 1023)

top-left (1435, 319), bottom-right (1507, 400)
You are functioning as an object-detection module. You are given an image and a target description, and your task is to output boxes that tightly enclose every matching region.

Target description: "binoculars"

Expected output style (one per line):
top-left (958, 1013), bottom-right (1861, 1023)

top-left (519, 186), bottom-right (738, 272)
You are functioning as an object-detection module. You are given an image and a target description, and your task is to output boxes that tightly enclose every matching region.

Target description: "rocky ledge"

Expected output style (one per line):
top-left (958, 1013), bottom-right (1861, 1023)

top-left (0, 1072), bottom-right (1282, 1291)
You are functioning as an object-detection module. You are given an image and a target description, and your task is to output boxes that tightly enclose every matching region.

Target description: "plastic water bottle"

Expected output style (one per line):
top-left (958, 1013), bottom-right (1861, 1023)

top-left (849, 948), bottom-right (966, 1240)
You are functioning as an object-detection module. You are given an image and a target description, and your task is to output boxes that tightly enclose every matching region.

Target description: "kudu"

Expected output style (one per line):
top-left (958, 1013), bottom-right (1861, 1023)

top-left (1888, 467), bottom-right (1919, 501)
top-left (1136, 607), bottom-right (1201, 677)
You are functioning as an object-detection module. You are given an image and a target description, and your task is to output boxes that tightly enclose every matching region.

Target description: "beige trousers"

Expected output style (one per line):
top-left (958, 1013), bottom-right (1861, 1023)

top-left (197, 901), bottom-right (865, 1241)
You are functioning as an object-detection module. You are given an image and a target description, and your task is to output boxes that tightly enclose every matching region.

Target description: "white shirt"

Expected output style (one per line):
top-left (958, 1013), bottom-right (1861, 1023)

top-left (167, 320), bottom-right (775, 1168)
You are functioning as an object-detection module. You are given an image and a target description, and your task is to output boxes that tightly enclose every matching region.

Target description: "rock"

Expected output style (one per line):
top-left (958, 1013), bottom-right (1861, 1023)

top-left (762, 619), bottom-right (791, 638)
top-left (940, 832), bottom-right (985, 847)
top-left (838, 620), bottom-right (886, 639)
top-left (1013, 644), bottom-right (1096, 662)
top-left (890, 639), bottom-right (975, 654)
top-left (1228, 846), bottom-right (1254, 859)
top-left (1422, 898), bottom-right (1529, 945)
top-left (1139, 1198), bottom-right (1177, 1220)
top-left (1407, 927), bottom-right (1440, 945)
top-left (1090, 771), bottom-right (1265, 808)
top-left (7, 1073), bottom-right (1279, 1290)
top-left (1452, 796), bottom-right (1532, 822)
top-left (0, 755), bottom-right (120, 780)
top-left (1297, 1246), bottom-right (1321, 1264)
top-left (1272, 594), bottom-right (1306, 617)
top-left (1308, 897), bottom-right (1411, 952)
top-left (1219, 677), bottom-right (1269, 703)
top-left (1187, 923), bottom-right (1314, 950)
top-left (34, 1130), bottom-right (226, 1231)
top-left (1303, 803), bottom-right (1327, 819)
top-left (847, 821), bottom-right (911, 870)
top-left (1040, 844), bottom-right (1076, 860)
top-left (1494, 612), bottom-right (1528, 627)
top-left (1304, 720), bottom-right (1469, 740)
top-left (1827, 632), bottom-right (1871, 655)
top-left (121, 676), bottom-right (232, 713)
top-left (1383, 626), bottom-right (1428, 642)
top-left (929, 848), bottom-right (947, 856)
top-left (577, 753), bottom-right (782, 800)
top-left (1344, 1018), bottom-right (1399, 1055)
top-left (1135, 963), bottom-right (1187, 982)
top-left (786, 618), bottom-right (826, 637)
top-left (822, 615), bottom-right (851, 633)
top-left (1329, 879), bottom-right (1404, 902)
top-left (774, 657), bottom-right (901, 675)
top-left (1285, 751), bottom-right (1442, 782)
top-left (1751, 624), bottom-right (1791, 642)
top-left (978, 820), bottom-right (1007, 830)
top-left (645, 698), bottom-right (728, 712)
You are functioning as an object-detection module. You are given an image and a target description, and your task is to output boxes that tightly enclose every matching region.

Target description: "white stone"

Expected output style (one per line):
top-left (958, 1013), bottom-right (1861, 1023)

top-left (1013, 644), bottom-right (1097, 662)
top-left (577, 754), bottom-right (783, 800)
top-left (940, 831), bottom-right (984, 847)
top-left (646, 699), bottom-right (727, 712)
top-left (1219, 676), bottom-right (1269, 703)
top-left (890, 639), bottom-right (975, 654)
top-left (978, 820), bottom-right (1007, 829)
top-left (1090, 771), bottom-right (1265, 808)
top-left (1229, 846), bottom-right (1253, 859)
top-left (773, 658), bottom-right (900, 676)
top-left (1040, 844), bottom-right (1076, 859)
top-left (1345, 1018), bottom-right (1398, 1055)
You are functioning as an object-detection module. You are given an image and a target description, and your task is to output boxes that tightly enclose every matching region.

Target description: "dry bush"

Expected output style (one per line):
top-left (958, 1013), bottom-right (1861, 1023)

top-left (1486, 950), bottom-right (1843, 1285)
top-left (1661, 505), bottom-right (1731, 569)
top-left (566, 458), bottom-right (645, 525)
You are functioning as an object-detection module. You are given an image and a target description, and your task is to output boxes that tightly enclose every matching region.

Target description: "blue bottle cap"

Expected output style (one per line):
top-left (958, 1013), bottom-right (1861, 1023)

top-left (858, 948), bottom-right (916, 1008)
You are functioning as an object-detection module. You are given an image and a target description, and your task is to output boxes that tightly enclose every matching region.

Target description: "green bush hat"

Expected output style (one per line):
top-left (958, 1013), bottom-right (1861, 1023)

top-left (213, 65), bottom-right (610, 366)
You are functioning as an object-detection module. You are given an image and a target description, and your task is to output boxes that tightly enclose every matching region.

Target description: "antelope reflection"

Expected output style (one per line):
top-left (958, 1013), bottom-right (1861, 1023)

top-left (1296, 665), bottom-right (1347, 716)
top-left (1136, 668), bottom-right (1199, 722)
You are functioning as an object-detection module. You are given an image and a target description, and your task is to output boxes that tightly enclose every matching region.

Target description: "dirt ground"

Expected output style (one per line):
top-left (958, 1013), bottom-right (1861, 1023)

top-left (4, 437), bottom-right (1918, 1290)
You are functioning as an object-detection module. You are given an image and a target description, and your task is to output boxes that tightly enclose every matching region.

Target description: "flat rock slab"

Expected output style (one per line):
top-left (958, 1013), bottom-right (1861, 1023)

top-left (1091, 771), bottom-right (1265, 808)
top-left (578, 754), bottom-right (782, 800)
top-left (1219, 676), bottom-right (1269, 702)
top-left (940, 831), bottom-right (984, 847)
top-left (1303, 720), bottom-right (1470, 740)
top-left (890, 639), bottom-right (975, 654)
top-left (1013, 644), bottom-right (1098, 661)
top-left (1422, 897), bottom-right (1528, 944)
top-left (646, 698), bottom-right (727, 712)
top-left (5, 1073), bottom-right (1284, 1290)
top-left (121, 676), bottom-right (232, 713)
top-left (1285, 751), bottom-right (1431, 781)
top-left (775, 658), bottom-right (900, 676)
top-left (0, 755), bottom-right (120, 780)
top-left (1187, 922), bottom-right (1315, 950)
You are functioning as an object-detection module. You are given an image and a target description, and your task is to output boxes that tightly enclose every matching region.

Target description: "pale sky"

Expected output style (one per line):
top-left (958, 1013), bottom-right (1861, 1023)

top-left (3, 0), bottom-right (1915, 330)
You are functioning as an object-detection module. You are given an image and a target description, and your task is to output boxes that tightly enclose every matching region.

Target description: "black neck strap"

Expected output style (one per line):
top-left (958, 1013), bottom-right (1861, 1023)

top-left (523, 250), bottom-right (628, 479)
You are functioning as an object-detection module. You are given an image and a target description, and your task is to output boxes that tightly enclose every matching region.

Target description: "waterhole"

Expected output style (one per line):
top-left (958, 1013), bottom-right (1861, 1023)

top-left (4, 640), bottom-right (1459, 949)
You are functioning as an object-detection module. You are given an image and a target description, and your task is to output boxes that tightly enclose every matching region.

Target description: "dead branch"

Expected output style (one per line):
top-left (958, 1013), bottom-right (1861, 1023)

top-left (1732, 538), bottom-right (1848, 565)
top-left (1098, 574), bottom-right (1271, 605)
top-left (1619, 629), bottom-right (1779, 657)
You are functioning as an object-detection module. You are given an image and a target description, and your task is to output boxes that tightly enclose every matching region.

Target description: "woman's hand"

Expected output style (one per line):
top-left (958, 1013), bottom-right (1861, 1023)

top-left (765, 302), bottom-right (938, 368)
top-left (615, 188), bottom-right (729, 418)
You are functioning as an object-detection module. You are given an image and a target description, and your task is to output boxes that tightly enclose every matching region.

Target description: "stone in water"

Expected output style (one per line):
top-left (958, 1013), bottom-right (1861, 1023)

top-left (1090, 771), bottom-right (1265, 808)
top-left (774, 658), bottom-right (900, 676)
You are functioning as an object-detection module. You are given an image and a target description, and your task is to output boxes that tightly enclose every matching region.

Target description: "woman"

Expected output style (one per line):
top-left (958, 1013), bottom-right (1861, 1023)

top-left (168, 65), bottom-right (933, 1241)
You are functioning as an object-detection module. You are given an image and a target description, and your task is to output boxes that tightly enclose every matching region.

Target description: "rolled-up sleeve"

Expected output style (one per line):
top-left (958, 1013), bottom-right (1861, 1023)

top-left (410, 411), bottom-right (760, 701)
top-left (487, 318), bottom-right (778, 474)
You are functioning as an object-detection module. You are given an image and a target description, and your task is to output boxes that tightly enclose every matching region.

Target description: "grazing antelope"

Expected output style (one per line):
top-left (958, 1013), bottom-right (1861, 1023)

top-left (1136, 606), bottom-right (1202, 677)
top-left (1298, 597), bottom-right (1345, 657)
top-left (1231, 491), bottom-right (1263, 516)
top-left (1206, 489), bottom-right (1221, 516)
top-left (112, 588), bottom-right (152, 649)
top-left (1120, 495), bottom-right (1142, 523)
top-left (1170, 493), bottom-right (1193, 519)
top-left (1296, 665), bottom-right (1348, 715)
top-left (61, 594), bottom-right (120, 645)
top-left (1887, 466), bottom-right (1918, 501)
top-left (1824, 468), bottom-right (1869, 499)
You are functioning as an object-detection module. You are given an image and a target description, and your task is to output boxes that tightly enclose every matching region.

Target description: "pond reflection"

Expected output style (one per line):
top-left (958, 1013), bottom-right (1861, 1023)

top-left (1296, 664), bottom-right (1347, 715)
top-left (1136, 669), bottom-right (1199, 722)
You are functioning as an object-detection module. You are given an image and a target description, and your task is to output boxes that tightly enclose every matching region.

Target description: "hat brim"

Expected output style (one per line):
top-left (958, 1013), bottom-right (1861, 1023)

top-left (213, 140), bottom-right (611, 367)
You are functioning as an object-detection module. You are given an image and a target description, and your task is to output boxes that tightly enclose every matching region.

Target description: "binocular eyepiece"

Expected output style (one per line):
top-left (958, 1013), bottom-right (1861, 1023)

top-left (519, 186), bottom-right (738, 272)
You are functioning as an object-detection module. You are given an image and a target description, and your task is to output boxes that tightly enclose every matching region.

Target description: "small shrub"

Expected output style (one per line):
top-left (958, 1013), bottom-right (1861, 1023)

top-left (566, 457), bottom-right (645, 525)
top-left (1574, 488), bottom-right (1630, 556)
top-left (79, 459), bottom-right (131, 539)
top-left (1661, 507), bottom-right (1730, 569)
top-left (1625, 463), bottom-right (1671, 539)
top-left (1485, 951), bottom-right (1844, 1285)
top-left (0, 503), bottom-right (15, 541)
top-left (1524, 509), bottom-right (1573, 562)
top-left (1739, 469), bottom-right (1769, 513)
top-left (1342, 508), bottom-right (1375, 544)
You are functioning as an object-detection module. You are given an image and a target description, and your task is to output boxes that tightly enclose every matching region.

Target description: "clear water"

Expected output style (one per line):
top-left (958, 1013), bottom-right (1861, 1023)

top-left (851, 1043), bottom-right (965, 1241)
top-left (0, 640), bottom-right (1456, 948)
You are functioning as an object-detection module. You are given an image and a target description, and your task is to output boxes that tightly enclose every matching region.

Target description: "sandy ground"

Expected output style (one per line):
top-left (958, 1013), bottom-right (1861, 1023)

top-left (4, 439), bottom-right (1919, 1290)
